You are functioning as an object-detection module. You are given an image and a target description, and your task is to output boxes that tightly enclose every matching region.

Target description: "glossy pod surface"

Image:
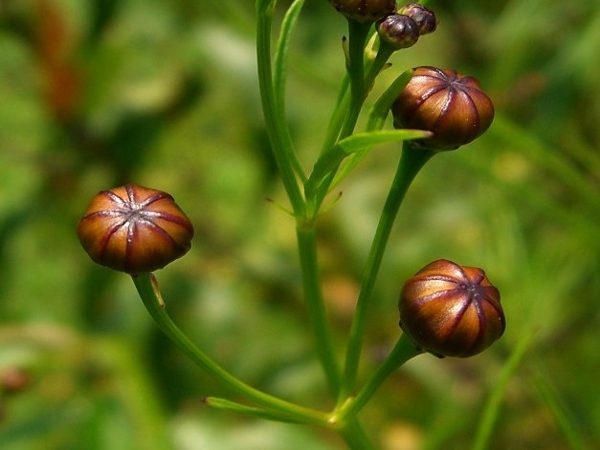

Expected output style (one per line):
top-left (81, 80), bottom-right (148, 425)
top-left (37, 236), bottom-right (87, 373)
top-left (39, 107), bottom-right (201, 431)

top-left (399, 259), bottom-right (505, 357)
top-left (77, 185), bottom-right (194, 274)
top-left (392, 66), bottom-right (495, 150)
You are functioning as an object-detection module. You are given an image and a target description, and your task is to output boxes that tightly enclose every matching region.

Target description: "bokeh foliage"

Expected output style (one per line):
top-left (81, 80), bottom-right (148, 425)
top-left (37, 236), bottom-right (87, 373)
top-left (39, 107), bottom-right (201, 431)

top-left (1, 0), bottom-right (599, 448)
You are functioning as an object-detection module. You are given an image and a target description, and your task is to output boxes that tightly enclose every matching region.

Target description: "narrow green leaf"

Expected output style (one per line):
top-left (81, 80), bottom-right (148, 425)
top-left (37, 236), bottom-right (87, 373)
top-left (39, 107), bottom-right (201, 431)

top-left (330, 128), bottom-right (431, 188)
top-left (274, 0), bottom-right (306, 106)
top-left (204, 397), bottom-right (311, 425)
top-left (305, 129), bottom-right (430, 200)
top-left (273, 0), bottom-right (307, 182)
top-left (337, 129), bottom-right (432, 155)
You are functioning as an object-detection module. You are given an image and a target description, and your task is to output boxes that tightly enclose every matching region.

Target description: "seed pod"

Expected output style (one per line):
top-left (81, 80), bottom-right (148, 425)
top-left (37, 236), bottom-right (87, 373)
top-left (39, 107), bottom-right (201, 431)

top-left (391, 66), bottom-right (495, 150)
top-left (399, 259), bottom-right (505, 358)
top-left (397, 4), bottom-right (438, 35)
top-left (328, 0), bottom-right (396, 23)
top-left (77, 184), bottom-right (194, 274)
top-left (376, 14), bottom-right (420, 50)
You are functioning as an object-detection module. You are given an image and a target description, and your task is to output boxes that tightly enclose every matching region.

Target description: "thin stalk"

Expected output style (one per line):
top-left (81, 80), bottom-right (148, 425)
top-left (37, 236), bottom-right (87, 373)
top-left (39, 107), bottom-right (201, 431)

top-left (339, 144), bottom-right (435, 402)
top-left (364, 43), bottom-right (395, 91)
top-left (256, 3), bottom-right (305, 214)
top-left (296, 223), bottom-right (342, 397)
top-left (132, 273), bottom-right (328, 425)
top-left (336, 418), bottom-right (375, 450)
top-left (320, 75), bottom-right (351, 156)
top-left (309, 23), bottom-right (394, 213)
top-left (339, 20), bottom-right (372, 140)
top-left (338, 333), bottom-right (421, 419)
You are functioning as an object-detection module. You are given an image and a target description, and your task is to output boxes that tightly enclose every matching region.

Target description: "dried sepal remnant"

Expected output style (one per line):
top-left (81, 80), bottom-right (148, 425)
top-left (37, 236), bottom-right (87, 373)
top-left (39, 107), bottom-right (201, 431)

top-left (77, 184), bottom-right (194, 274)
top-left (392, 66), bottom-right (495, 150)
top-left (399, 259), bottom-right (505, 358)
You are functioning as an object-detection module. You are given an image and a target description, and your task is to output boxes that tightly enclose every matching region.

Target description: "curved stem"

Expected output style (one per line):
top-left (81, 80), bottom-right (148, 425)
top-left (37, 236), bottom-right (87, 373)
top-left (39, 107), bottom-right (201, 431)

top-left (364, 43), bottom-right (395, 91)
top-left (132, 273), bottom-right (328, 426)
top-left (309, 21), bottom-right (371, 211)
top-left (338, 333), bottom-right (422, 419)
top-left (339, 144), bottom-right (435, 402)
top-left (296, 223), bottom-right (341, 397)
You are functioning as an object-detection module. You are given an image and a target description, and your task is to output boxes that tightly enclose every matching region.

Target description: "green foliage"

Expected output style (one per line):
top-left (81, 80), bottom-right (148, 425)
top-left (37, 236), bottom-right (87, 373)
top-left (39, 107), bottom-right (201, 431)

top-left (1, 0), bottom-right (599, 448)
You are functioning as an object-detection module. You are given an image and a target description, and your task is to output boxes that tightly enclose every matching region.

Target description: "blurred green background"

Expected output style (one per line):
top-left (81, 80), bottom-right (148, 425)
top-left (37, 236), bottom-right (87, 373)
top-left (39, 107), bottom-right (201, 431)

top-left (1, 0), bottom-right (599, 448)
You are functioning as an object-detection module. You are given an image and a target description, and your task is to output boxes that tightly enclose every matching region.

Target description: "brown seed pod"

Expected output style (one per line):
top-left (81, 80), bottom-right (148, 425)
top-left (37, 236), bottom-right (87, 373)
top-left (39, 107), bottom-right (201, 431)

top-left (397, 4), bottom-right (438, 35)
top-left (376, 14), bottom-right (420, 50)
top-left (328, 0), bottom-right (396, 23)
top-left (399, 259), bottom-right (505, 358)
top-left (391, 66), bottom-right (495, 150)
top-left (77, 184), bottom-right (194, 274)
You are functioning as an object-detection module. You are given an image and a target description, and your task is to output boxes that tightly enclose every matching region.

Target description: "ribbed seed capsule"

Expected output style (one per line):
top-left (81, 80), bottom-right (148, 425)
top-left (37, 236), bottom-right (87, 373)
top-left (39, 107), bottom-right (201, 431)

top-left (391, 66), bottom-right (495, 150)
top-left (376, 14), bottom-right (420, 50)
top-left (398, 4), bottom-right (438, 35)
top-left (77, 184), bottom-right (194, 274)
top-left (399, 259), bottom-right (505, 358)
top-left (328, 0), bottom-right (396, 23)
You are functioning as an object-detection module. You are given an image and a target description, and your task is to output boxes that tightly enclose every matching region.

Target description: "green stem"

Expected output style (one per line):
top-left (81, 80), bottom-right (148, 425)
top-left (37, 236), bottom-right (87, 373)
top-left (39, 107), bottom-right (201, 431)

top-left (320, 75), bottom-right (351, 157)
top-left (310, 22), bottom-right (390, 213)
top-left (330, 69), bottom-right (416, 191)
top-left (336, 418), bottom-right (375, 450)
top-left (296, 223), bottom-right (341, 397)
top-left (339, 20), bottom-right (372, 141)
top-left (256, 2), bottom-right (305, 214)
top-left (313, 20), bottom-right (371, 207)
top-left (339, 144), bottom-right (435, 402)
top-left (319, 33), bottom-right (394, 159)
top-left (364, 43), bottom-right (395, 91)
top-left (132, 273), bottom-right (328, 426)
top-left (338, 333), bottom-right (422, 419)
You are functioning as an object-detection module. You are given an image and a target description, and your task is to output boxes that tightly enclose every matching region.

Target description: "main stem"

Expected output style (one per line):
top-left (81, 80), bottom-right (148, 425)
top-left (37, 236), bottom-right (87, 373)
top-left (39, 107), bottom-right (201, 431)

top-left (339, 20), bottom-right (371, 141)
top-left (339, 145), bottom-right (435, 402)
top-left (311, 20), bottom-right (372, 213)
top-left (296, 221), bottom-right (342, 397)
top-left (336, 419), bottom-right (375, 450)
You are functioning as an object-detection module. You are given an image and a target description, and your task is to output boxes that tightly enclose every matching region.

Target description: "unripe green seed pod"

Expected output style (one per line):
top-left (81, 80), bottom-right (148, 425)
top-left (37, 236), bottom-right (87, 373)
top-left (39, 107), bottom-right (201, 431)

top-left (397, 4), bottom-right (438, 35)
top-left (328, 0), bottom-right (396, 23)
top-left (391, 66), bottom-right (495, 150)
top-left (376, 14), bottom-right (420, 50)
top-left (399, 259), bottom-right (505, 358)
top-left (77, 184), bottom-right (194, 274)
